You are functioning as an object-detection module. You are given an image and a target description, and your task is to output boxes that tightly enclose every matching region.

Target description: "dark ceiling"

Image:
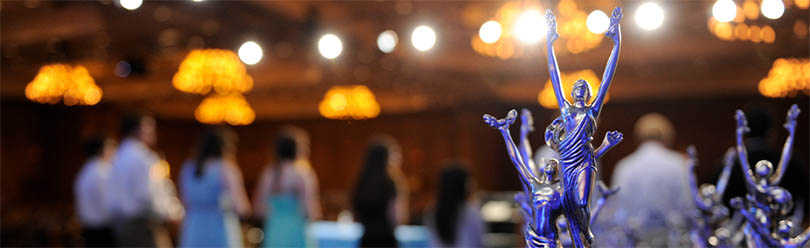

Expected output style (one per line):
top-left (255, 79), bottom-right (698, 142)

top-left (1, 0), bottom-right (808, 120)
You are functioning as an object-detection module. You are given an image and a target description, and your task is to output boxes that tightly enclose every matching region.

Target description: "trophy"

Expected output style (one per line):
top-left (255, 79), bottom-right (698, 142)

top-left (729, 104), bottom-right (810, 248)
top-left (686, 146), bottom-right (743, 247)
top-left (483, 7), bottom-right (623, 248)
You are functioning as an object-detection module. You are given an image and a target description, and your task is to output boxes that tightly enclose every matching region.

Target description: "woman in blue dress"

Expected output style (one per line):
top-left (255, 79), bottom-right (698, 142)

top-left (253, 127), bottom-right (322, 247)
top-left (179, 127), bottom-right (252, 247)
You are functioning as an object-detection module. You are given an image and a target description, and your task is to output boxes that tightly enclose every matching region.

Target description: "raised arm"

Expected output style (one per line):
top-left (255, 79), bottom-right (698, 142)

top-left (595, 131), bottom-right (623, 159)
top-left (715, 147), bottom-right (736, 200)
top-left (735, 110), bottom-right (757, 190)
top-left (544, 10), bottom-right (567, 114)
top-left (484, 110), bottom-right (540, 193)
top-left (686, 146), bottom-right (711, 211)
top-left (591, 7), bottom-right (622, 117)
top-left (590, 181), bottom-right (619, 226)
top-left (518, 109), bottom-right (538, 174)
top-left (771, 104), bottom-right (800, 185)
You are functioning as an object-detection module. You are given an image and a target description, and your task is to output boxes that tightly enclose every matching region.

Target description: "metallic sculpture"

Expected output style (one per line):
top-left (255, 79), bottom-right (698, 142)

top-left (730, 104), bottom-right (810, 248)
top-left (483, 7), bottom-right (623, 248)
top-left (686, 146), bottom-right (741, 247)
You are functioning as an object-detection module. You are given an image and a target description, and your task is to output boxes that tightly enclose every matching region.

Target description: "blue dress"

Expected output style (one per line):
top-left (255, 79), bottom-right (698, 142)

top-left (179, 160), bottom-right (243, 248)
top-left (263, 194), bottom-right (308, 247)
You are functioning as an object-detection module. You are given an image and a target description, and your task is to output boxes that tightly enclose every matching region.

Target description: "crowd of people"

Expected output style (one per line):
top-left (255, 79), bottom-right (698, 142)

top-left (73, 112), bottom-right (488, 247)
top-left (73, 109), bottom-right (805, 248)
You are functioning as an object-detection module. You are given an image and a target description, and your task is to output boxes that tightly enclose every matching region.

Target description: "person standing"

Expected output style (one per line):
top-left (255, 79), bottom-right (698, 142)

top-left (253, 127), bottom-right (322, 247)
top-left (351, 135), bottom-right (409, 248)
top-left (107, 112), bottom-right (170, 247)
top-left (179, 127), bottom-right (251, 247)
top-left (426, 164), bottom-right (485, 248)
top-left (74, 136), bottom-right (117, 247)
top-left (600, 113), bottom-right (693, 247)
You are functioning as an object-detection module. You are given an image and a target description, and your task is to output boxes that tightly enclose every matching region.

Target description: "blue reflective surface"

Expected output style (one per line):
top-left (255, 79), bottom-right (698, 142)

top-left (482, 7), bottom-right (623, 248)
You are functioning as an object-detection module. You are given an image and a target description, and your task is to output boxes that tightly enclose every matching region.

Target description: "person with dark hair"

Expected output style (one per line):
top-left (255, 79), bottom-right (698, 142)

top-left (351, 135), bottom-right (409, 248)
top-left (74, 136), bottom-right (117, 247)
top-left (426, 164), bottom-right (485, 248)
top-left (253, 126), bottom-right (322, 247)
top-left (107, 112), bottom-right (173, 247)
top-left (179, 127), bottom-right (251, 247)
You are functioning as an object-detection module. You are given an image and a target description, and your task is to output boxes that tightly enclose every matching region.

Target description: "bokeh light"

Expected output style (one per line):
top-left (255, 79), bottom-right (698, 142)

top-left (796, 0), bottom-right (810, 9)
top-left (514, 9), bottom-right (545, 44)
top-left (759, 58), bottom-right (810, 98)
top-left (194, 94), bottom-right (255, 126)
top-left (318, 34), bottom-right (343, 59)
top-left (25, 64), bottom-right (102, 106)
top-left (761, 0), bottom-right (785, 19)
top-left (635, 2), bottom-right (665, 31)
top-left (173, 49), bottom-right (254, 95)
top-left (119, 0), bottom-right (142, 10)
top-left (377, 30), bottom-right (398, 53)
top-left (319, 85), bottom-right (380, 120)
top-left (586, 10), bottom-right (610, 34)
top-left (237, 41), bottom-right (263, 65)
top-left (479, 20), bottom-right (503, 44)
top-left (411, 25), bottom-right (437, 51)
top-left (712, 0), bottom-right (737, 22)
top-left (537, 69), bottom-right (607, 109)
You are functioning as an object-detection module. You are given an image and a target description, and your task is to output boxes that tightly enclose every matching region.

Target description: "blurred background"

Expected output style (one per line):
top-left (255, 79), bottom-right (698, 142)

top-left (1, 0), bottom-right (808, 247)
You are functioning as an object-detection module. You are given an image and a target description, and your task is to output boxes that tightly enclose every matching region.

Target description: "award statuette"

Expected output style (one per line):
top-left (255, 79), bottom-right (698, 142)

top-left (483, 7), bottom-right (623, 248)
top-left (686, 146), bottom-right (741, 247)
top-left (730, 104), bottom-right (810, 248)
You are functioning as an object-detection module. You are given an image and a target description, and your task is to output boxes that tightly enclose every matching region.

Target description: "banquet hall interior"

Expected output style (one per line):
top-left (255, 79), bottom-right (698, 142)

top-left (1, 0), bottom-right (809, 247)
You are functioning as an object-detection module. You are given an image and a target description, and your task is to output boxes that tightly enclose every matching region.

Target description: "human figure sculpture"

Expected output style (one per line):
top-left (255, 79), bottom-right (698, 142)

top-left (686, 146), bottom-right (738, 247)
top-left (732, 104), bottom-right (808, 248)
top-left (545, 6), bottom-right (622, 247)
top-left (485, 109), bottom-right (620, 248)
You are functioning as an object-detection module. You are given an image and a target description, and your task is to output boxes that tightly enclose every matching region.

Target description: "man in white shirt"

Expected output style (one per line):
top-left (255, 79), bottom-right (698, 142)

top-left (596, 113), bottom-right (693, 247)
top-left (107, 112), bottom-right (165, 247)
top-left (74, 136), bottom-right (116, 247)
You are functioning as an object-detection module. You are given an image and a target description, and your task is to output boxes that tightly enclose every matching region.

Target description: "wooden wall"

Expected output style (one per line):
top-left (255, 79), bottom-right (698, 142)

top-left (2, 95), bottom-right (808, 245)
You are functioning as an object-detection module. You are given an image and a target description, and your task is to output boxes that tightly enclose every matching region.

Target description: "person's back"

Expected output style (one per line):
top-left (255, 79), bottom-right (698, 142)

top-left (601, 113), bottom-right (692, 247)
top-left (179, 159), bottom-right (243, 247)
top-left (254, 129), bottom-right (319, 248)
top-left (107, 113), bottom-right (162, 247)
top-left (427, 164), bottom-right (485, 248)
top-left (74, 137), bottom-right (116, 247)
top-left (261, 164), bottom-right (308, 247)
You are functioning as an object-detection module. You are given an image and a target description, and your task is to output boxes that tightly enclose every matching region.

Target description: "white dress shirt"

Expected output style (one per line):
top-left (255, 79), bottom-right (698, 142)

top-left (74, 157), bottom-right (112, 227)
top-left (107, 138), bottom-right (161, 219)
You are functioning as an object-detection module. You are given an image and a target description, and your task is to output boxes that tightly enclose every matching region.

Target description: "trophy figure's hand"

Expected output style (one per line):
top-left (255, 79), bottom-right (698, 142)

top-left (483, 109), bottom-right (518, 130)
top-left (605, 7), bottom-right (622, 43)
top-left (784, 104), bottom-right (800, 134)
top-left (597, 181), bottom-right (620, 197)
top-left (520, 108), bottom-right (535, 133)
top-left (686, 145), bottom-right (699, 172)
top-left (605, 130), bottom-right (623, 146)
top-left (735, 110), bottom-right (750, 134)
top-left (722, 147), bottom-right (736, 166)
top-left (545, 10), bottom-right (559, 44)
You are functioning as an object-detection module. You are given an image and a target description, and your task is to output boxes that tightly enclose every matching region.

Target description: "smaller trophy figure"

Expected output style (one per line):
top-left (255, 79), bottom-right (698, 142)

top-left (686, 146), bottom-right (739, 247)
top-left (732, 104), bottom-right (810, 248)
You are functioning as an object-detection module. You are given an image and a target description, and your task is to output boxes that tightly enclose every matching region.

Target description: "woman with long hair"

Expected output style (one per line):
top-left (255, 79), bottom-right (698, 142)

top-left (427, 163), bottom-right (485, 247)
top-left (253, 127), bottom-right (321, 247)
top-left (351, 136), bottom-right (408, 247)
top-left (179, 126), bottom-right (251, 247)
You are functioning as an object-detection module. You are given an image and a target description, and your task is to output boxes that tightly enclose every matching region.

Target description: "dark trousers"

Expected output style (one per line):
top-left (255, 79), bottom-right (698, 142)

top-left (81, 226), bottom-right (116, 247)
top-left (113, 217), bottom-right (156, 247)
